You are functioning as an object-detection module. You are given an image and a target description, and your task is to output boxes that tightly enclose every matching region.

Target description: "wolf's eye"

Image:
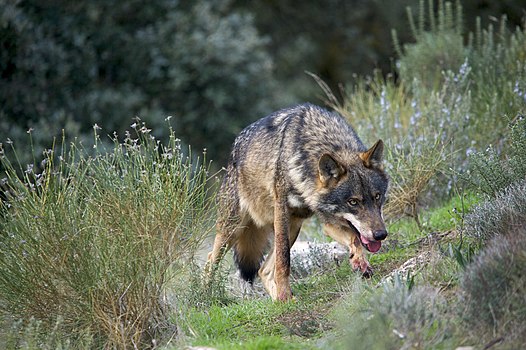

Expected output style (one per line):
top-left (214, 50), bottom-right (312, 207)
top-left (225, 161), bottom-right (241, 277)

top-left (374, 193), bottom-right (381, 201)
top-left (348, 199), bottom-right (358, 206)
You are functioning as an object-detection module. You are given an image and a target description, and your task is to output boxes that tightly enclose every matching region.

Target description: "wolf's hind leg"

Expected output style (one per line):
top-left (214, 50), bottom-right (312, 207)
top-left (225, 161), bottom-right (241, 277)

top-left (323, 223), bottom-right (373, 277)
top-left (205, 228), bottom-right (233, 282)
top-left (205, 174), bottom-right (241, 273)
top-left (207, 228), bottom-right (233, 267)
top-left (205, 203), bottom-right (240, 278)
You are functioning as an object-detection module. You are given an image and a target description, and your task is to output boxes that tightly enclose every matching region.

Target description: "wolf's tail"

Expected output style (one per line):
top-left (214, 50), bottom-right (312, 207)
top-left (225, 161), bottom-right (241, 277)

top-left (232, 225), bottom-right (268, 283)
top-left (233, 248), bottom-right (262, 283)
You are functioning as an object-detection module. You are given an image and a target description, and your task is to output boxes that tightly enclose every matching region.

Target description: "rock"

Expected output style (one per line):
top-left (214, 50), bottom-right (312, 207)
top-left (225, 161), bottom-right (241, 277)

top-left (290, 241), bottom-right (348, 277)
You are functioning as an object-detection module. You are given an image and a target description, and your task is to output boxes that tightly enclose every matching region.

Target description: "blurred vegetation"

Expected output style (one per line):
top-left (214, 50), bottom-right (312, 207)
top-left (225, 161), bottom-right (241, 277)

top-left (0, 0), bottom-right (278, 166)
top-left (1, 0), bottom-right (525, 167)
top-left (461, 211), bottom-right (526, 345)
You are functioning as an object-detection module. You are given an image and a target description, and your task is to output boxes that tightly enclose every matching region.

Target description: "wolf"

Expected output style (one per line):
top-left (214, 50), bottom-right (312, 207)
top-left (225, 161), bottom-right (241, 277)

top-left (206, 103), bottom-right (389, 301)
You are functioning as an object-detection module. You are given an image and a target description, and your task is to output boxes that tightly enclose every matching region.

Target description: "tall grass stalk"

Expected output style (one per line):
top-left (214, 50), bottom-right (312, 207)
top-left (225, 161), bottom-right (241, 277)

top-left (0, 122), bottom-right (215, 348)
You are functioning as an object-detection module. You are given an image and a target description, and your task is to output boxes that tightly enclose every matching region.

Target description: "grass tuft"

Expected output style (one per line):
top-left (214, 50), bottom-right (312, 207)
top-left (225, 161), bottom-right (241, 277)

top-left (0, 122), bottom-right (215, 348)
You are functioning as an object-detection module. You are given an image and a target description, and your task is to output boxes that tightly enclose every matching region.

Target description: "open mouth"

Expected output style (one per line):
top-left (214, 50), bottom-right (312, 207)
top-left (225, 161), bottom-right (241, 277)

top-left (346, 220), bottom-right (382, 253)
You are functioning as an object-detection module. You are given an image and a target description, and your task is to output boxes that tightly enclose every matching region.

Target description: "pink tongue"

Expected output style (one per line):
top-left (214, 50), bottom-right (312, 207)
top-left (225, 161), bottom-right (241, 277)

top-left (367, 241), bottom-right (382, 253)
top-left (360, 236), bottom-right (382, 253)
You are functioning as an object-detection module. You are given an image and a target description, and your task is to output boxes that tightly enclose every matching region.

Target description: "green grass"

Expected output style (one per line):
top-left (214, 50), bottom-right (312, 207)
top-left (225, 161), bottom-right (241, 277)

top-left (180, 300), bottom-right (297, 345)
top-left (176, 264), bottom-right (361, 349)
top-left (169, 191), bottom-right (482, 350)
top-left (216, 336), bottom-right (309, 350)
top-left (368, 192), bottom-right (477, 274)
top-left (387, 191), bottom-right (478, 239)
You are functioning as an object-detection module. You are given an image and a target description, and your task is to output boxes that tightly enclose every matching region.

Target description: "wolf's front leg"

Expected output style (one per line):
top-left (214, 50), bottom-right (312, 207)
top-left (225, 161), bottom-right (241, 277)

top-left (258, 249), bottom-right (278, 299)
top-left (349, 232), bottom-right (373, 278)
top-left (323, 223), bottom-right (373, 277)
top-left (259, 215), bottom-right (303, 301)
top-left (272, 195), bottom-right (293, 301)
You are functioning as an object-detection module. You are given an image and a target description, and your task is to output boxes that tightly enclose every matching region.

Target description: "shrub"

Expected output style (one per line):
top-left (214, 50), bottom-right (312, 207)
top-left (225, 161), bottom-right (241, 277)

top-left (0, 123), bottom-right (215, 348)
top-left (333, 275), bottom-right (452, 350)
top-left (468, 16), bottom-right (526, 141)
top-left (393, 0), bottom-right (466, 89)
top-left (394, 1), bottom-right (526, 147)
top-left (460, 222), bottom-right (526, 346)
top-left (463, 180), bottom-right (526, 243)
top-left (465, 116), bottom-right (526, 198)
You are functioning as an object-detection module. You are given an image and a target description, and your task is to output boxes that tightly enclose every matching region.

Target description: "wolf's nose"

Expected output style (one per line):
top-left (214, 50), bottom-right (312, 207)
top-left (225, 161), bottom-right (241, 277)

top-left (373, 230), bottom-right (388, 241)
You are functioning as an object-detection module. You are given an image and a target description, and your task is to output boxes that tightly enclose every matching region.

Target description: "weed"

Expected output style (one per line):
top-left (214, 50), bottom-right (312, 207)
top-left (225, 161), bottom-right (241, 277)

top-left (444, 242), bottom-right (477, 270)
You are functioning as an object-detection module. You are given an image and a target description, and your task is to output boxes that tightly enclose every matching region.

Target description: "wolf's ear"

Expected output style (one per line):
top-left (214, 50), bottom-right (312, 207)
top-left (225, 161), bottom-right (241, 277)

top-left (360, 139), bottom-right (384, 169)
top-left (318, 154), bottom-right (345, 186)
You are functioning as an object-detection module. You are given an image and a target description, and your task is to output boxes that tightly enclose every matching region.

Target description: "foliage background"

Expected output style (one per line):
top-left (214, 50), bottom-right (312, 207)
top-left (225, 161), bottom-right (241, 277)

top-left (1, 0), bottom-right (524, 166)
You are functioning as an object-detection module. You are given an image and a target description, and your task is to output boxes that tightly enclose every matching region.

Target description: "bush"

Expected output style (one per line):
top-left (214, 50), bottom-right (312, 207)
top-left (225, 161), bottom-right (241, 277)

top-left (465, 116), bottom-right (526, 197)
top-left (460, 223), bottom-right (526, 346)
top-left (0, 123), bottom-right (215, 348)
top-left (394, 1), bottom-right (526, 147)
top-left (393, 1), bottom-right (466, 89)
top-left (468, 16), bottom-right (526, 140)
top-left (463, 117), bottom-right (526, 242)
top-left (333, 275), bottom-right (452, 350)
top-left (463, 180), bottom-right (526, 242)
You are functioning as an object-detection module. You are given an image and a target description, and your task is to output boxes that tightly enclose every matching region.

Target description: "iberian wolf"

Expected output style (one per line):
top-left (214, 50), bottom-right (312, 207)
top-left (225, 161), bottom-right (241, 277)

top-left (206, 104), bottom-right (389, 301)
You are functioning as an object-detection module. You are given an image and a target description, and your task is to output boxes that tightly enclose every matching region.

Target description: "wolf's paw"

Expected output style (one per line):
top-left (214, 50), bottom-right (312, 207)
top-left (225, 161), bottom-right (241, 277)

top-left (277, 289), bottom-right (294, 302)
top-left (274, 281), bottom-right (294, 301)
top-left (351, 256), bottom-right (373, 278)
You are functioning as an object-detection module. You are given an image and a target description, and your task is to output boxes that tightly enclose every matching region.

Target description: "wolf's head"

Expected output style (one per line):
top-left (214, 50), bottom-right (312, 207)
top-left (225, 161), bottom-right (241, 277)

top-left (316, 140), bottom-right (389, 253)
